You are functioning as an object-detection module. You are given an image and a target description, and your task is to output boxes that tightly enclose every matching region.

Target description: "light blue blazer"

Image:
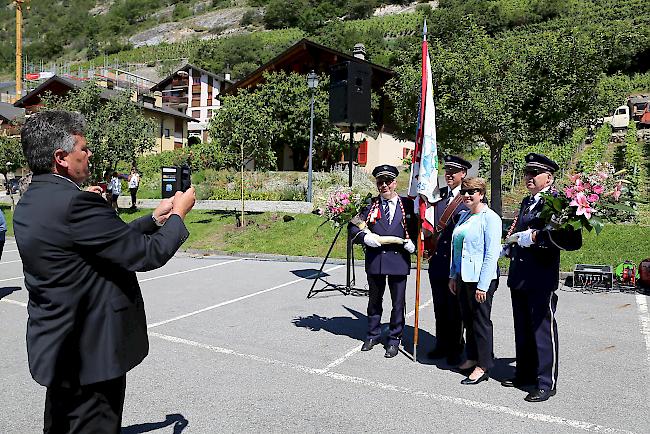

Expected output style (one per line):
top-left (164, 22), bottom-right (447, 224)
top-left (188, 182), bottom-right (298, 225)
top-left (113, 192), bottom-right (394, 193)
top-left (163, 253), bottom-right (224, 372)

top-left (449, 206), bottom-right (502, 291)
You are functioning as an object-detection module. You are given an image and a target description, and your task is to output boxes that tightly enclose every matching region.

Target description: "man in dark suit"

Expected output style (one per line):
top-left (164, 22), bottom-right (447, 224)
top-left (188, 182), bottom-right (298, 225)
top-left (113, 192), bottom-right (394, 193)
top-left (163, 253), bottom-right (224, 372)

top-left (13, 111), bottom-right (196, 433)
top-left (427, 155), bottom-right (471, 365)
top-left (502, 153), bottom-right (582, 402)
top-left (350, 164), bottom-right (417, 358)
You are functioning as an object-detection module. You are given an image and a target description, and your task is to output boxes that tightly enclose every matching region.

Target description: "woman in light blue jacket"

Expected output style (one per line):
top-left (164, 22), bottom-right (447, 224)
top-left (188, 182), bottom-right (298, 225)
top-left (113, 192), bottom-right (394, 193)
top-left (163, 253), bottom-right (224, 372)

top-left (448, 177), bottom-right (502, 385)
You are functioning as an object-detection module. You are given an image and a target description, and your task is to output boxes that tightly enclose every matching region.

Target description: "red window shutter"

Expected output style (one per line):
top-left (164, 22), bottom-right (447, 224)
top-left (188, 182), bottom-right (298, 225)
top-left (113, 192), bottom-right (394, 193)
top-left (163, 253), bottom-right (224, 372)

top-left (358, 139), bottom-right (368, 165)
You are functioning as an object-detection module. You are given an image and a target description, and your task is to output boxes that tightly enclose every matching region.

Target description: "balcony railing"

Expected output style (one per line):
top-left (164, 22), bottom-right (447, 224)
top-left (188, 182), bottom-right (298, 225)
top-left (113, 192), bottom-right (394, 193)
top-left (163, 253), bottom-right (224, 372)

top-left (163, 95), bottom-right (188, 104)
top-left (171, 78), bottom-right (189, 88)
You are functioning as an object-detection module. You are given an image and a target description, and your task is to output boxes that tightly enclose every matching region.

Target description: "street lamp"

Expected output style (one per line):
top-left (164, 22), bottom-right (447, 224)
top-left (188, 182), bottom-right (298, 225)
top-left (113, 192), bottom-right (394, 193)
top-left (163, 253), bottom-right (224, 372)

top-left (306, 70), bottom-right (319, 203)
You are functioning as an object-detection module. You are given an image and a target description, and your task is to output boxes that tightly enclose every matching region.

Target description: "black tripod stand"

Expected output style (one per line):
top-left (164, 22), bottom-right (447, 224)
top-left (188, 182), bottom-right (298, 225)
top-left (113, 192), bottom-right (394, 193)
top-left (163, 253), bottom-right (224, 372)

top-left (307, 125), bottom-right (367, 298)
top-left (306, 224), bottom-right (366, 298)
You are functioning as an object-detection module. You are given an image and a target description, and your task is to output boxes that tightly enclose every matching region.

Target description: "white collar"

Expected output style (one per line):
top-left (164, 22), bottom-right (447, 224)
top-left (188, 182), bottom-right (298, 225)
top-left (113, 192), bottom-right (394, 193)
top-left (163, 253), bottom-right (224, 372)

top-left (450, 185), bottom-right (462, 197)
top-left (532, 186), bottom-right (551, 202)
top-left (383, 195), bottom-right (398, 205)
top-left (52, 174), bottom-right (81, 190)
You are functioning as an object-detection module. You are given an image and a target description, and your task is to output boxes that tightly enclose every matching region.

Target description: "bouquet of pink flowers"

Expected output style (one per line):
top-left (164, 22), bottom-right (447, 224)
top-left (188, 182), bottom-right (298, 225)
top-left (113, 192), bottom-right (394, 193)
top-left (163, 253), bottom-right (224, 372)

top-left (320, 189), bottom-right (372, 228)
top-left (540, 162), bottom-right (633, 234)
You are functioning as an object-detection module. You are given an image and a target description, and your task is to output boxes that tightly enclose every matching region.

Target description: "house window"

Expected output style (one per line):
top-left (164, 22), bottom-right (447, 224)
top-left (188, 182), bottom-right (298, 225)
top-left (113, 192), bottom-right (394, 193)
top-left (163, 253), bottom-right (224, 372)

top-left (357, 139), bottom-right (368, 166)
top-left (207, 109), bottom-right (213, 118)
top-left (164, 128), bottom-right (170, 138)
top-left (403, 148), bottom-right (412, 159)
top-left (192, 110), bottom-right (201, 119)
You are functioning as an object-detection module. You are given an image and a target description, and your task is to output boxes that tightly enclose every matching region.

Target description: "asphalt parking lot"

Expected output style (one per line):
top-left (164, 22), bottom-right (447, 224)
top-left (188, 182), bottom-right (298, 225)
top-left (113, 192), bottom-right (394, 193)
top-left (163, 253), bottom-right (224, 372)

top-left (1, 238), bottom-right (649, 433)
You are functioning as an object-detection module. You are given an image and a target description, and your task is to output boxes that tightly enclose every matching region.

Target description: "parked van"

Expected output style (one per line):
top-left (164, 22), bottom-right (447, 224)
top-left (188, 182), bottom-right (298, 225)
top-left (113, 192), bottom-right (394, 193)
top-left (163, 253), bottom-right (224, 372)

top-left (603, 105), bottom-right (630, 131)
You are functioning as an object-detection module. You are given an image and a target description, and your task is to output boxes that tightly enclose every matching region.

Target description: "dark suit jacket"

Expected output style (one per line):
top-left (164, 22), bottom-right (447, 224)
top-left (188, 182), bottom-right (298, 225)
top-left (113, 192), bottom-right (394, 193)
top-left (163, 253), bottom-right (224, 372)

top-left (428, 186), bottom-right (468, 280)
top-left (507, 196), bottom-right (582, 291)
top-left (349, 195), bottom-right (417, 276)
top-left (14, 174), bottom-right (189, 387)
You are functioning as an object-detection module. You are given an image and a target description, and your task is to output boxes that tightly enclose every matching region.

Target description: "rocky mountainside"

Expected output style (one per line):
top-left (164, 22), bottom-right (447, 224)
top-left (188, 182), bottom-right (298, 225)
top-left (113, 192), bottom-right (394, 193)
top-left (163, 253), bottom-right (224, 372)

top-left (0, 0), bottom-right (431, 77)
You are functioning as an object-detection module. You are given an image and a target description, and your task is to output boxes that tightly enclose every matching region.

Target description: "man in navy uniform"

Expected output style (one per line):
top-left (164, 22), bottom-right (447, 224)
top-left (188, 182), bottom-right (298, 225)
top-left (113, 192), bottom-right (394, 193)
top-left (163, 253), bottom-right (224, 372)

top-left (350, 164), bottom-right (417, 358)
top-left (427, 155), bottom-right (471, 365)
top-left (503, 153), bottom-right (582, 402)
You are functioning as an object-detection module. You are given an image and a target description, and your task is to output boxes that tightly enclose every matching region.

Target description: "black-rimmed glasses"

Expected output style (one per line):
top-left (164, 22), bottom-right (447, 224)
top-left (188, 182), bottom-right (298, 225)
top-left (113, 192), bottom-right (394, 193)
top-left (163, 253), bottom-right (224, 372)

top-left (460, 188), bottom-right (482, 196)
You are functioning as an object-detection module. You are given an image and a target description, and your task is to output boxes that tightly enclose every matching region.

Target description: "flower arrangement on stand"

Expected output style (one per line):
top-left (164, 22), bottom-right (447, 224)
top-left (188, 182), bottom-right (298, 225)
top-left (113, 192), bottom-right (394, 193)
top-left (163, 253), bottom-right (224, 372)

top-left (318, 188), bottom-right (372, 228)
top-left (539, 162), bottom-right (634, 234)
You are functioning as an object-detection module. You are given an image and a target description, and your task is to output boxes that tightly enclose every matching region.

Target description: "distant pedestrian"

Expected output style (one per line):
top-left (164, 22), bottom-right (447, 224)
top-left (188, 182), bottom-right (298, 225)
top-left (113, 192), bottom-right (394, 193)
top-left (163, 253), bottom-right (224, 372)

top-left (110, 171), bottom-right (121, 211)
top-left (128, 167), bottom-right (140, 209)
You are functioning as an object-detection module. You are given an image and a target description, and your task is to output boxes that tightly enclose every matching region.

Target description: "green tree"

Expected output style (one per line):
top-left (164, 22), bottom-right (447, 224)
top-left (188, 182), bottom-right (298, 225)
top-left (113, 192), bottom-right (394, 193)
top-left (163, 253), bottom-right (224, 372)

top-left (263, 0), bottom-right (307, 29)
top-left (208, 71), bottom-right (347, 171)
top-left (208, 89), bottom-right (277, 170)
top-left (385, 24), bottom-right (603, 215)
top-left (42, 81), bottom-right (156, 179)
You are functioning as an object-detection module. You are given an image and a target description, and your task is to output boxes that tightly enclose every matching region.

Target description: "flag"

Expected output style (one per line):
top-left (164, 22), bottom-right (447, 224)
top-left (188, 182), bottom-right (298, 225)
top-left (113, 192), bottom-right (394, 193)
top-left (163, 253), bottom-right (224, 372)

top-left (408, 21), bottom-right (440, 236)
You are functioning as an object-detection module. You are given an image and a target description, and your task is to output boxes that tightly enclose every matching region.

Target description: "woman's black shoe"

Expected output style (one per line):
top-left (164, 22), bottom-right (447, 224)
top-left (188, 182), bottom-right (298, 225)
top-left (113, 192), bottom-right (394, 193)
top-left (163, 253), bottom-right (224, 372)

top-left (460, 372), bottom-right (489, 385)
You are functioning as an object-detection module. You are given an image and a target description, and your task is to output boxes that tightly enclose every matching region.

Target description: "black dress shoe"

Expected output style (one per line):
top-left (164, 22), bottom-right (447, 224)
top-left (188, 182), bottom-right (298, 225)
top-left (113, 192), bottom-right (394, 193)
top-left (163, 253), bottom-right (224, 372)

top-left (461, 372), bottom-right (489, 385)
top-left (361, 339), bottom-right (379, 351)
top-left (384, 344), bottom-right (399, 358)
top-left (524, 388), bottom-right (556, 402)
top-left (427, 347), bottom-right (447, 359)
top-left (501, 378), bottom-right (536, 388)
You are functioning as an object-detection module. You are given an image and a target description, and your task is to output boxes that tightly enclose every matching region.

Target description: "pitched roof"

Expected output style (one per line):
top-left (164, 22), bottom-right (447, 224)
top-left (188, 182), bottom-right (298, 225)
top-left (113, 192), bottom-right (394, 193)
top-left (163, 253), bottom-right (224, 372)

top-left (225, 38), bottom-right (395, 95)
top-left (0, 102), bottom-right (24, 123)
top-left (150, 63), bottom-right (235, 91)
top-left (13, 75), bottom-right (196, 122)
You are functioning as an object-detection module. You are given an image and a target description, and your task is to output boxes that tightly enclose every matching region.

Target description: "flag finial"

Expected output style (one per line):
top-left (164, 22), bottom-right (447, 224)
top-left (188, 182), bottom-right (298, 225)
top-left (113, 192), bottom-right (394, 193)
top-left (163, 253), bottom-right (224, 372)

top-left (423, 20), bottom-right (427, 39)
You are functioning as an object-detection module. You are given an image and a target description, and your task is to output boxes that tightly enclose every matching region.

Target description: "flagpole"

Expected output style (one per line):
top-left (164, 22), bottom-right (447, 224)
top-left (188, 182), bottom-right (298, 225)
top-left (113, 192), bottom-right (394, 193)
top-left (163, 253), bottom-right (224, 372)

top-left (413, 222), bottom-right (423, 362)
top-left (412, 20), bottom-right (428, 363)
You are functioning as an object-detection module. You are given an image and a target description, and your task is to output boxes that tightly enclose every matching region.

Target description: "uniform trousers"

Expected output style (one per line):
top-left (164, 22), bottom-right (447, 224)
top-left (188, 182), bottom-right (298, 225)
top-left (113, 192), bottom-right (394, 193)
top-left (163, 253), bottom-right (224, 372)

top-left (457, 279), bottom-right (498, 370)
top-left (366, 274), bottom-right (407, 346)
top-left (430, 276), bottom-right (464, 356)
top-left (44, 375), bottom-right (126, 434)
top-left (510, 288), bottom-right (559, 390)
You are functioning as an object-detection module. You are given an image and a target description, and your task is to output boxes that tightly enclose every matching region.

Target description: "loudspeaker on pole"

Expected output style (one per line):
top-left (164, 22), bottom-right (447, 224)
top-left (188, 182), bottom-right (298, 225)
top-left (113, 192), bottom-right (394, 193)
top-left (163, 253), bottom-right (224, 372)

top-left (329, 61), bottom-right (372, 127)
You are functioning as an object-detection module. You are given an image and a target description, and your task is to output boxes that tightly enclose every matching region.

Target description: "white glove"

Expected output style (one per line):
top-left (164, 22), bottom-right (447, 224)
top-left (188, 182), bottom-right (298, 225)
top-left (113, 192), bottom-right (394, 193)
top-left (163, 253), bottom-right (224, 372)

top-left (404, 239), bottom-right (415, 253)
top-left (363, 232), bottom-right (382, 248)
top-left (513, 229), bottom-right (535, 247)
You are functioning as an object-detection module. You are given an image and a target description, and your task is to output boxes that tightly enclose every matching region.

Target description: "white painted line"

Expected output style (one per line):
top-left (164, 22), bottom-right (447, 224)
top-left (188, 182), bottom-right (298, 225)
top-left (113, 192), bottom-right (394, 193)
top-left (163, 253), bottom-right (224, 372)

top-left (147, 265), bottom-right (344, 329)
top-left (0, 259), bottom-right (22, 265)
top-left (138, 258), bottom-right (245, 283)
top-left (149, 331), bottom-right (634, 434)
top-left (323, 298), bottom-right (433, 371)
top-left (0, 298), bottom-right (27, 307)
top-left (635, 293), bottom-right (650, 379)
top-left (3, 249), bottom-right (18, 253)
top-left (0, 275), bottom-right (23, 282)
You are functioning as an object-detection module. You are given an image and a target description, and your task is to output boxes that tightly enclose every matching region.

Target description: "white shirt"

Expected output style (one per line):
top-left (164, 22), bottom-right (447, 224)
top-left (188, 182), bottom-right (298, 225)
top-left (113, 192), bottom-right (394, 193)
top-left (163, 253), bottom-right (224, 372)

top-left (128, 173), bottom-right (139, 189)
top-left (382, 196), bottom-right (398, 224)
top-left (110, 177), bottom-right (122, 196)
top-left (528, 186), bottom-right (550, 211)
top-left (449, 184), bottom-right (461, 203)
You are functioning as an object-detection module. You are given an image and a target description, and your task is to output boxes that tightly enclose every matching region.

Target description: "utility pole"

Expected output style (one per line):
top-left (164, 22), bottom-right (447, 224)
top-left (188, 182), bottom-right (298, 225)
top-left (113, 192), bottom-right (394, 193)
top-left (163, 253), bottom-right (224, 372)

top-left (14, 0), bottom-right (28, 101)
